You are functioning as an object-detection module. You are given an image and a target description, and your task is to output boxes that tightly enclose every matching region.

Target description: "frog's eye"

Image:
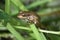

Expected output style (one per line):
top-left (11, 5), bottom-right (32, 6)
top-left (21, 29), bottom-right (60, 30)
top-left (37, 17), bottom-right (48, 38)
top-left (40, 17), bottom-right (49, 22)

top-left (22, 14), bottom-right (26, 17)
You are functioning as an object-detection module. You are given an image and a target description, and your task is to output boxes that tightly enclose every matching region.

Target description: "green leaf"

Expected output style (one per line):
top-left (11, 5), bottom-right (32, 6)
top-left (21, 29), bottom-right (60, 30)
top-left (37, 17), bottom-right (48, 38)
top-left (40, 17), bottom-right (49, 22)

top-left (5, 0), bottom-right (10, 14)
top-left (10, 0), bottom-right (28, 11)
top-left (27, 0), bottom-right (48, 9)
top-left (30, 24), bottom-right (47, 40)
top-left (7, 23), bottom-right (25, 40)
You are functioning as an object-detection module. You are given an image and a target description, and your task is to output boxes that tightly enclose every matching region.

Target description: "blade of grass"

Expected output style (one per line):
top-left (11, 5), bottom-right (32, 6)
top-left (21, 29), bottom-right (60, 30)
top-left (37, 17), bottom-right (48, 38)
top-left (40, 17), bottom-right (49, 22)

top-left (15, 26), bottom-right (31, 31)
top-left (27, 0), bottom-right (48, 9)
top-left (30, 24), bottom-right (47, 40)
top-left (10, 0), bottom-right (28, 11)
top-left (7, 23), bottom-right (25, 40)
top-left (5, 0), bottom-right (10, 14)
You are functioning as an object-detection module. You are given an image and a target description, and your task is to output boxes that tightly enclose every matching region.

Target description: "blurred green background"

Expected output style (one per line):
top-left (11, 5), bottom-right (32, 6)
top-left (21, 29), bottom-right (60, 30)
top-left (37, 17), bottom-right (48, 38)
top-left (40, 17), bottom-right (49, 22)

top-left (0, 0), bottom-right (60, 40)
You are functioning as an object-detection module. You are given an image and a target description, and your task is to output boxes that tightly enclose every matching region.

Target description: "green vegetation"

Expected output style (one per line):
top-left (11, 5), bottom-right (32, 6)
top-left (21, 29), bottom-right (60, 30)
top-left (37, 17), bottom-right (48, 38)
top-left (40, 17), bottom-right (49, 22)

top-left (0, 0), bottom-right (60, 40)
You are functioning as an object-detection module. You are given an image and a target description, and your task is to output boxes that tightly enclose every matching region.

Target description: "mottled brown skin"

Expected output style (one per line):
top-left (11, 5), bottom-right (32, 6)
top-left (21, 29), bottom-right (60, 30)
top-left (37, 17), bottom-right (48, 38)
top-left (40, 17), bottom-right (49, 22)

top-left (17, 11), bottom-right (45, 29)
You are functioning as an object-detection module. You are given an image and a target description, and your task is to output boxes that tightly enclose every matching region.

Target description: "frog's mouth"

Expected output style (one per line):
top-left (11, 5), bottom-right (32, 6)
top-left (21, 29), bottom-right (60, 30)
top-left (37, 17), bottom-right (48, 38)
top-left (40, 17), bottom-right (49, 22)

top-left (17, 15), bottom-right (27, 19)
